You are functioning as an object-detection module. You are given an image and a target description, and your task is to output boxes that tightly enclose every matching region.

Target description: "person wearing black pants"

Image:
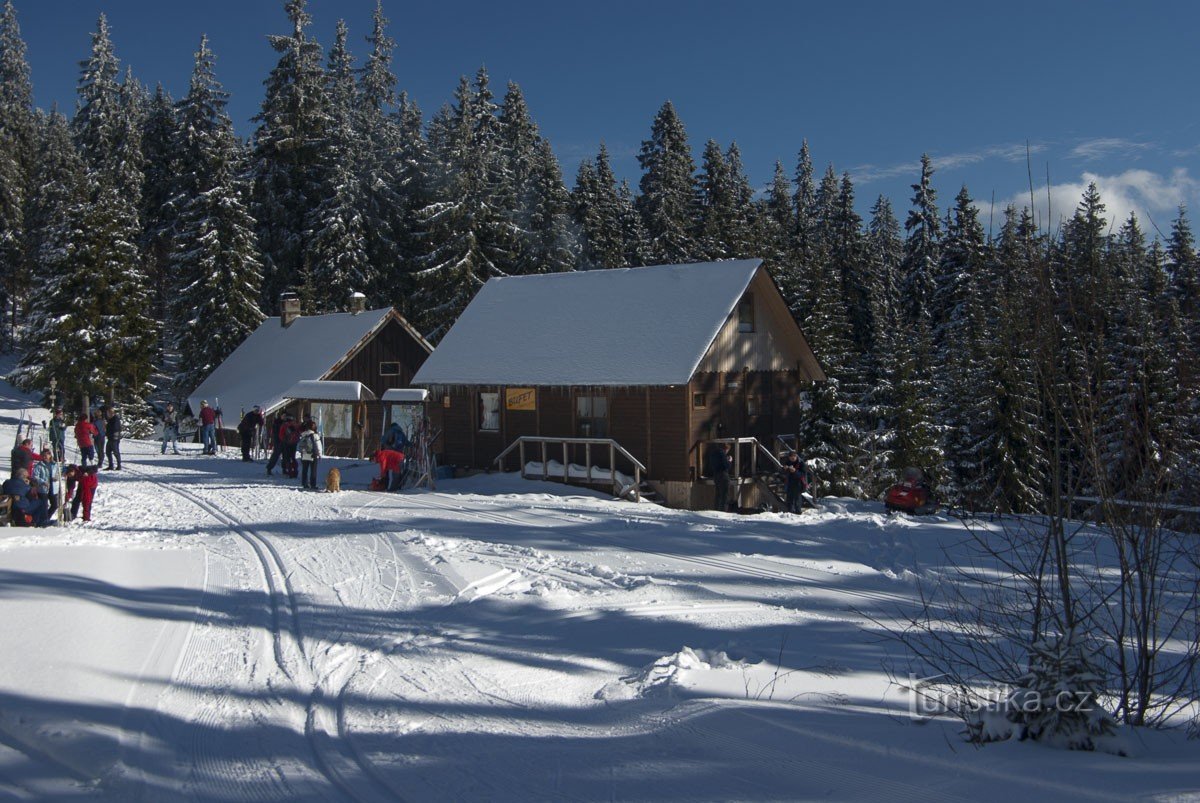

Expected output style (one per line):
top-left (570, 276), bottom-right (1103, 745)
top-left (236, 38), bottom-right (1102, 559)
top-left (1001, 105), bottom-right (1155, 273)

top-left (238, 406), bottom-right (265, 462)
top-left (104, 407), bottom-right (123, 470)
top-left (296, 421), bottom-right (323, 490)
top-left (706, 441), bottom-right (733, 512)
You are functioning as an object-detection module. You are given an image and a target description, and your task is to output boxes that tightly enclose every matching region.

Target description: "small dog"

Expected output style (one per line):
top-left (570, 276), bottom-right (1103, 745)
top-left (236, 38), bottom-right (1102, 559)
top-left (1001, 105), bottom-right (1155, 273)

top-left (325, 467), bottom-right (341, 493)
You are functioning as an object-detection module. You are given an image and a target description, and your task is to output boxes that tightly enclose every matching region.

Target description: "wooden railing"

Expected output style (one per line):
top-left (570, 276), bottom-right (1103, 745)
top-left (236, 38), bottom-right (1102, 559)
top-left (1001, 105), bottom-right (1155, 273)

top-left (695, 436), bottom-right (785, 480)
top-left (493, 436), bottom-right (647, 499)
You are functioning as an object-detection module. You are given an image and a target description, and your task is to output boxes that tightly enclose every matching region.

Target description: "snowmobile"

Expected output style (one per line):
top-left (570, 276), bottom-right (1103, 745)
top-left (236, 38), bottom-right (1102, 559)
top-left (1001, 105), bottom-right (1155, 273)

top-left (884, 467), bottom-right (938, 515)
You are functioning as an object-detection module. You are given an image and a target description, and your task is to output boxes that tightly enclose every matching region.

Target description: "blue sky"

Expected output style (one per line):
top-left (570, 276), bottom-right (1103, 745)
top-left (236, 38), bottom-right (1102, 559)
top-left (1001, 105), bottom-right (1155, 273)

top-left (16, 0), bottom-right (1200, 234)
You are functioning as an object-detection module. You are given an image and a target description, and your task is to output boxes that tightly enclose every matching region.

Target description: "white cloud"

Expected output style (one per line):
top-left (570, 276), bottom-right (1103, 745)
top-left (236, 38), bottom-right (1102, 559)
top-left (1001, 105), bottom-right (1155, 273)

top-left (1069, 137), bottom-right (1152, 161)
top-left (991, 168), bottom-right (1197, 235)
top-left (850, 143), bottom-right (1045, 184)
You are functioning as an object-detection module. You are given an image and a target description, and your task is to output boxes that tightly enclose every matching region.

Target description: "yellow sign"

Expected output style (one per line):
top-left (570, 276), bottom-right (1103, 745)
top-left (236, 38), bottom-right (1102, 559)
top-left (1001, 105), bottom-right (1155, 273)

top-left (505, 387), bottom-right (536, 411)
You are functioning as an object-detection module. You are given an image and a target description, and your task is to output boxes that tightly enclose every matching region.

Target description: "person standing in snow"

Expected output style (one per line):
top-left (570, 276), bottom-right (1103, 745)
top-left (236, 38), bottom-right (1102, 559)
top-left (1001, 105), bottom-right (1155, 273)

top-left (296, 420), bottom-right (323, 490)
top-left (706, 441), bottom-right (734, 512)
top-left (74, 414), bottom-right (99, 466)
top-left (197, 400), bottom-right (217, 455)
top-left (237, 405), bottom-right (264, 462)
top-left (48, 408), bottom-right (67, 462)
top-left (160, 403), bottom-right (180, 455)
top-left (91, 409), bottom-right (106, 467)
top-left (780, 451), bottom-right (811, 514)
top-left (32, 447), bottom-right (60, 520)
top-left (103, 407), bottom-right (123, 470)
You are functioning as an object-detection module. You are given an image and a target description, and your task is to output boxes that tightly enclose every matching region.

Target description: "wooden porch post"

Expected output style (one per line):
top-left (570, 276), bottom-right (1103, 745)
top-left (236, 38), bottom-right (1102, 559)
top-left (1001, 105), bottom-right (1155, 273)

top-left (541, 441), bottom-right (548, 480)
top-left (519, 439), bottom-right (526, 476)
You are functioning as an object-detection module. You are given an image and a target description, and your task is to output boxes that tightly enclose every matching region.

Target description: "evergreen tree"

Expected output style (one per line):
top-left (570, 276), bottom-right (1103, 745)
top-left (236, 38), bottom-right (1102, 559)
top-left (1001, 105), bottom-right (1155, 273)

top-left (140, 84), bottom-right (178, 338)
top-left (0, 0), bottom-right (34, 348)
top-left (388, 93), bottom-right (433, 310)
top-left (637, 101), bottom-right (699, 263)
top-left (698, 140), bottom-right (754, 259)
top-left (900, 153), bottom-right (941, 335)
top-left (250, 0), bottom-right (330, 308)
top-left (1167, 207), bottom-right (1199, 383)
top-left (617, 179), bottom-right (650, 267)
top-left (413, 70), bottom-right (510, 340)
top-left (522, 138), bottom-right (576, 274)
top-left (572, 143), bottom-right (626, 270)
top-left (757, 160), bottom-right (798, 297)
top-left (170, 36), bottom-right (265, 394)
top-left (306, 19), bottom-right (371, 311)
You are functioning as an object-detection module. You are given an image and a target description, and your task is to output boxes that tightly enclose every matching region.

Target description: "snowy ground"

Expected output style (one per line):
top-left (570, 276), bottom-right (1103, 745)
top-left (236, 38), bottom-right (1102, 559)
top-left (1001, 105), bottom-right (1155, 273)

top-left (0, 377), bottom-right (1196, 801)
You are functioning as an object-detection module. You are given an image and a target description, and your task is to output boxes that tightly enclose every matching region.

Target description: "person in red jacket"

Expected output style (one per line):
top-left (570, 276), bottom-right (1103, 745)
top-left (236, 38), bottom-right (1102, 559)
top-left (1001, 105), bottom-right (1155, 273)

top-left (71, 465), bottom-right (99, 522)
top-left (74, 415), bottom-right (99, 466)
top-left (198, 400), bottom-right (219, 455)
top-left (374, 448), bottom-right (405, 491)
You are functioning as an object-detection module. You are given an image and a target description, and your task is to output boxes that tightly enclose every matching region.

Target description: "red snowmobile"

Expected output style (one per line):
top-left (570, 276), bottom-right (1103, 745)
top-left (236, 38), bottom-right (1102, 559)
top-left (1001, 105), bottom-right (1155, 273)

top-left (884, 467), bottom-right (938, 515)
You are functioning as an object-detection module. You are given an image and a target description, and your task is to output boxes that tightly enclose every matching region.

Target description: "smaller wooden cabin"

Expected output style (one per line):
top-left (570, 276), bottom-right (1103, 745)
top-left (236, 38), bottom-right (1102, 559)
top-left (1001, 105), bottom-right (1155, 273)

top-left (411, 259), bottom-right (825, 509)
top-left (187, 294), bottom-right (432, 451)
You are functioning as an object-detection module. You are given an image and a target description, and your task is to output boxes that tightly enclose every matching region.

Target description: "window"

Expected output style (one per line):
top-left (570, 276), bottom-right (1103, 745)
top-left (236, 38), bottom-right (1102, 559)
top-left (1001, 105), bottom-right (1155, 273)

top-left (737, 295), bottom-right (755, 333)
top-left (379, 361), bottom-right (401, 376)
top-left (479, 392), bottom-right (500, 431)
top-left (693, 392), bottom-right (707, 409)
top-left (576, 395), bottom-right (608, 437)
top-left (746, 396), bottom-right (762, 416)
top-left (311, 402), bottom-right (354, 440)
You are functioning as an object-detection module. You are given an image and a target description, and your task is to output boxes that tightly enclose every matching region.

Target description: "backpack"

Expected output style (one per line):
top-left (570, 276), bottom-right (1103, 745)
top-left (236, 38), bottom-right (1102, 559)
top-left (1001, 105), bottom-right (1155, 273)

top-left (282, 421), bottom-right (300, 445)
top-left (298, 432), bottom-right (320, 460)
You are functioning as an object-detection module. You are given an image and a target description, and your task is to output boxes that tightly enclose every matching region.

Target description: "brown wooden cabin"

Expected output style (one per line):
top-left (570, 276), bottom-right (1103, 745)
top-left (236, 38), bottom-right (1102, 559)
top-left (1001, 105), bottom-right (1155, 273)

top-left (187, 293), bottom-right (432, 455)
top-left (411, 259), bottom-right (826, 509)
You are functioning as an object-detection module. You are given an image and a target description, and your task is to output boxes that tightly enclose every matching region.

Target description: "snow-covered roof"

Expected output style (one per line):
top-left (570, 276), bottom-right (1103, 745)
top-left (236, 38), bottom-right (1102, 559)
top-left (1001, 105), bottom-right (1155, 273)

top-left (412, 260), bottom-right (763, 386)
top-left (187, 308), bottom-right (393, 416)
top-left (283, 380), bottom-right (377, 402)
top-left (382, 388), bottom-right (429, 403)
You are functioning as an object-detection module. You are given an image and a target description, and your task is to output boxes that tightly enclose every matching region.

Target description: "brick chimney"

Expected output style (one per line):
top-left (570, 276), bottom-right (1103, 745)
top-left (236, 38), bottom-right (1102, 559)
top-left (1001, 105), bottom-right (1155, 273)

top-left (280, 292), bottom-right (301, 328)
top-left (349, 291), bottom-right (366, 314)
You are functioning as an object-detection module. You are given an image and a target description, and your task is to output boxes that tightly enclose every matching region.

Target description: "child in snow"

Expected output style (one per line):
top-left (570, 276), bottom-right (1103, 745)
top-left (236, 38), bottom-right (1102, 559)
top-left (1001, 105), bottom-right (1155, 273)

top-left (62, 464), bottom-right (80, 519)
top-left (297, 420), bottom-right (323, 490)
top-left (72, 465), bottom-right (99, 523)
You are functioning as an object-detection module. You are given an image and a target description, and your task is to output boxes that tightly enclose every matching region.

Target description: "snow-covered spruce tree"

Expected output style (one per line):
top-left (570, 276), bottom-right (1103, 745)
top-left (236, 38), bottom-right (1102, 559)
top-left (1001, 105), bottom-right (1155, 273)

top-left (900, 154), bottom-right (940, 336)
top-left (968, 631), bottom-right (1123, 754)
top-left (617, 179), bottom-right (651, 268)
top-left (250, 0), bottom-right (330, 309)
top-left (936, 186), bottom-right (993, 507)
top-left (60, 15), bottom-right (156, 403)
top-left (983, 206), bottom-right (1047, 513)
top-left (572, 145), bottom-right (627, 270)
top-left (697, 140), bottom-right (754, 260)
top-left (169, 35), bottom-right (265, 396)
top-left (857, 195), bottom-right (905, 494)
top-left (637, 101), bottom-right (700, 264)
top-left (412, 70), bottom-right (511, 341)
top-left (305, 20), bottom-right (371, 312)
top-left (1166, 207), bottom-right (1199, 383)
top-left (387, 93), bottom-right (433, 312)
top-left (0, 0), bottom-right (35, 348)
top-left (521, 139), bottom-right (575, 274)
top-left (356, 1), bottom-right (403, 299)
top-left (140, 84), bottom-right (179, 355)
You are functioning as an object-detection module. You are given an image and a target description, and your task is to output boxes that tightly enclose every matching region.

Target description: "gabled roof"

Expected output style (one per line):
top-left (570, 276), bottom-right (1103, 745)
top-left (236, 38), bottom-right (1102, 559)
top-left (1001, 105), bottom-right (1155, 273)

top-left (187, 308), bottom-right (410, 417)
top-left (411, 260), bottom-right (768, 387)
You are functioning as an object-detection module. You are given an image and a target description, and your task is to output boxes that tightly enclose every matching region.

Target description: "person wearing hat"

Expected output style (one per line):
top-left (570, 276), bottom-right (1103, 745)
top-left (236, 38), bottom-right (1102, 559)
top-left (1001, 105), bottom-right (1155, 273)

top-left (781, 450), bottom-right (811, 514)
top-left (237, 405), bottom-right (265, 462)
top-left (104, 406), bottom-right (123, 470)
top-left (198, 400), bottom-right (218, 455)
top-left (48, 408), bottom-right (67, 462)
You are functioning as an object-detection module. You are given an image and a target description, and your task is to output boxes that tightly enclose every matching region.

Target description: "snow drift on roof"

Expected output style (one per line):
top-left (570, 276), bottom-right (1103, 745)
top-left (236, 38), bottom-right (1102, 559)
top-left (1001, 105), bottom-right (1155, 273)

top-left (283, 380), bottom-right (377, 402)
top-left (412, 260), bottom-right (761, 386)
top-left (382, 388), bottom-right (429, 403)
top-left (187, 308), bottom-right (391, 416)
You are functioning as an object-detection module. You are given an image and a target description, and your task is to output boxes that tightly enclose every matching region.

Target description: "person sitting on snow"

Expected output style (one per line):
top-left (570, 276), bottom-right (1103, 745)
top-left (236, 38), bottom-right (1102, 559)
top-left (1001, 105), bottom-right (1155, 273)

top-left (374, 448), bottom-right (406, 491)
top-left (3, 467), bottom-right (50, 527)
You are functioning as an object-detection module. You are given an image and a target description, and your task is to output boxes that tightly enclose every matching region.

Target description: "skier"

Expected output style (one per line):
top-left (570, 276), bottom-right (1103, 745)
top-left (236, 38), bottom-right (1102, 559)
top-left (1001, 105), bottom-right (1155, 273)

top-left (160, 402), bottom-right (180, 455)
top-left (705, 441), bottom-right (734, 512)
top-left (197, 400), bottom-right (217, 455)
top-left (374, 448), bottom-right (405, 491)
top-left (48, 408), bottom-right (67, 462)
top-left (381, 421), bottom-right (408, 452)
top-left (296, 420), bottom-right (323, 490)
top-left (780, 451), bottom-right (813, 514)
top-left (32, 447), bottom-right (61, 520)
top-left (104, 406), bottom-right (123, 470)
top-left (2, 467), bottom-right (50, 526)
top-left (74, 414), bottom-right (99, 466)
top-left (237, 405), bottom-right (265, 462)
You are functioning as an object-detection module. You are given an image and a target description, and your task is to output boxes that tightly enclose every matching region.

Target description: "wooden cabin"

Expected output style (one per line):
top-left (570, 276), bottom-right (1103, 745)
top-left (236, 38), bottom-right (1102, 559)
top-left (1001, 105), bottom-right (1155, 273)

top-left (411, 259), bottom-right (826, 509)
top-left (187, 293), bottom-right (432, 454)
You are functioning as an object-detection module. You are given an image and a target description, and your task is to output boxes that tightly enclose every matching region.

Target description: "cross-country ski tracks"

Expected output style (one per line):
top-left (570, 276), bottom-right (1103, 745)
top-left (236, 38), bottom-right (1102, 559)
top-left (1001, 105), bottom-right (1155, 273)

top-left (125, 466), bottom-right (403, 802)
